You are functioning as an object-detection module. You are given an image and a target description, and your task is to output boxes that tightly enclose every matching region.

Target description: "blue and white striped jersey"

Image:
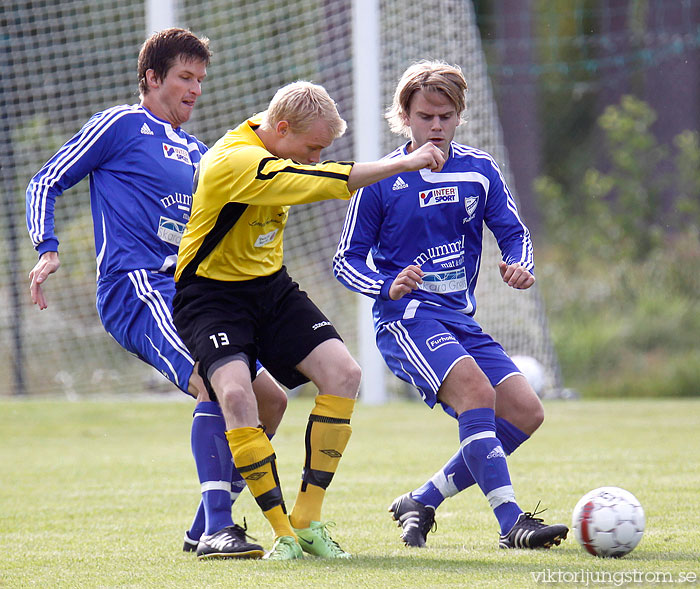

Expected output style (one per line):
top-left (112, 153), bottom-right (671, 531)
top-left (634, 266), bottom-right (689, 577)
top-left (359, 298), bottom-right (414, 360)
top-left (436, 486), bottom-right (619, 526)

top-left (333, 141), bottom-right (533, 327)
top-left (26, 104), bottom-right (207, 283)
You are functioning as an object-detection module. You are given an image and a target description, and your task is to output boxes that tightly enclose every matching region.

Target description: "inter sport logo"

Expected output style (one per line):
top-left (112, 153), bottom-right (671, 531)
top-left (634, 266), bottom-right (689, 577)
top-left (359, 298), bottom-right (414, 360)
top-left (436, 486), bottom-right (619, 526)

top-left (419, 186), bottom-right (459, 207)
top-left (162, 142), bottom-right (192, 165)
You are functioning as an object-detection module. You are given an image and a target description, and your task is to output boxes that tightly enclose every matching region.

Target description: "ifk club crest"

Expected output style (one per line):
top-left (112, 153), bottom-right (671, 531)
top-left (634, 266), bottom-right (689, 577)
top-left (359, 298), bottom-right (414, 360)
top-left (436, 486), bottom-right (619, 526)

top-left (463, 195), bottom-right (478, 223)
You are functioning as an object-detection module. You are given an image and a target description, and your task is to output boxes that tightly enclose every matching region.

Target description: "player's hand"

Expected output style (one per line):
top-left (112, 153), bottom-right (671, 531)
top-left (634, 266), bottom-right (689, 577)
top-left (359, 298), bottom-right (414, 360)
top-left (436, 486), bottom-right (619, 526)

top-left (403, 142), bottom-right (445, 173)
top-left (389, 264), bottom-right (424, 300)
top-left (29, 251), bottom-right (61, 310)
top-left (499, 261), bottom-right (535, 290)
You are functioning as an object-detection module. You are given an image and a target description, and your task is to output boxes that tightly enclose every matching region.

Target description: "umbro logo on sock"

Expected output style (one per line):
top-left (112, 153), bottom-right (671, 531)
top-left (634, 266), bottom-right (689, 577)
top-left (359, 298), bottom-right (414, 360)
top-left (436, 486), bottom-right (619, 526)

top-left (244, 471), bottom-right (267, 481)
top-left (320, 449), bottom-right (342, 458)
top-left (486, 445), bottom-right (506, 459)
top-left (140, 123), bottom-right (154, 135)
top-left (392, 176), bottom-right (409, 191)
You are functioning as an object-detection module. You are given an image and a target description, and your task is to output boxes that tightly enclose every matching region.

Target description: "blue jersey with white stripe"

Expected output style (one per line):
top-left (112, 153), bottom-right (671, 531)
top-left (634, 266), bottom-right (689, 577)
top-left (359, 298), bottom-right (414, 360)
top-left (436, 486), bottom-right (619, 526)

top-left (26, 104), bottom-right (207, 284)
top-left (333, 141), bottom-right (533, 327)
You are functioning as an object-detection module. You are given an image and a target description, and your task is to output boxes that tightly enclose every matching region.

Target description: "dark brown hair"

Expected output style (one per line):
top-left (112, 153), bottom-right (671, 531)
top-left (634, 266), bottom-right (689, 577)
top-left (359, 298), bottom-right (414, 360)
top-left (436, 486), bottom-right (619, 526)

top-left (137, 28), bottom-right (211, 97)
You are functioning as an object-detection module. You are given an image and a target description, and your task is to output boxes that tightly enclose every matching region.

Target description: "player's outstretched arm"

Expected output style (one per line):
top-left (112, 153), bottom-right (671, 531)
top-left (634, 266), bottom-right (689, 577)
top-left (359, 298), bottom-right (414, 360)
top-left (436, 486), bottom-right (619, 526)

top-left (498, 261), bottom-right (535, 290)
top-left (347, 142), bottom-right (445, 192)
top-left (29, 251), bottom-right (60, 310)
top-left (388, 264), bottom-right (425, 300)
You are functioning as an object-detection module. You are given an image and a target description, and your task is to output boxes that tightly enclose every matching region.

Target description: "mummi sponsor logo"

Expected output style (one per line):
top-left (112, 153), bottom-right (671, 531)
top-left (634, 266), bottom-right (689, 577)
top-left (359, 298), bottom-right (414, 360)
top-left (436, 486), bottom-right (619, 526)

top-left (426, 332), bottom-right (458, 351)
top-left (419, 186), bottom-right (459, 207)
top-left (160, 192), bottom-right (192, 209)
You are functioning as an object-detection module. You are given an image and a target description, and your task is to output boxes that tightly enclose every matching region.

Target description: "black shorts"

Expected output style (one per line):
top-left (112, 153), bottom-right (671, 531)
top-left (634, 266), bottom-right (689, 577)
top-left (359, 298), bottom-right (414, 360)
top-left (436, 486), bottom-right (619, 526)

top-left (173, 266), bottom-right (342, 391)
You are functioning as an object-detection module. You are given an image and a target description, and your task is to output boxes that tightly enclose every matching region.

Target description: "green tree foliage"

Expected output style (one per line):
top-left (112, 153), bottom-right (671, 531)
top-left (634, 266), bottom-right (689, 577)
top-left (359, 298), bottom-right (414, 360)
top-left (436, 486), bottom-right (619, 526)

top-left (536, 95), bottom-right (700, 264)
top-left (535, 96), bottom-right (700, 397)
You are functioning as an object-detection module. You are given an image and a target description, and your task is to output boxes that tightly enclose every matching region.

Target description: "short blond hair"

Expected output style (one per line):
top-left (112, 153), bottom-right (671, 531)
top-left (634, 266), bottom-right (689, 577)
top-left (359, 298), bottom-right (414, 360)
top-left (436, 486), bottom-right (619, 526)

top-left (386, 60), bottom-right (468, 138)
top-left (261, 81), bottom-right (347, 138)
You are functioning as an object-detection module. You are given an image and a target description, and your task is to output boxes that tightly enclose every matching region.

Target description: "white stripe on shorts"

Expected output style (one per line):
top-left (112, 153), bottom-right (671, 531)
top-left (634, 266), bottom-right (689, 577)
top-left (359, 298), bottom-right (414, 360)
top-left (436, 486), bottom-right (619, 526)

top-left (144, 334), bottom-right (179, 386)
top-left (128, 270), bottom-right (193, 364)
top-left (386, 321), bottom-right (442, 392)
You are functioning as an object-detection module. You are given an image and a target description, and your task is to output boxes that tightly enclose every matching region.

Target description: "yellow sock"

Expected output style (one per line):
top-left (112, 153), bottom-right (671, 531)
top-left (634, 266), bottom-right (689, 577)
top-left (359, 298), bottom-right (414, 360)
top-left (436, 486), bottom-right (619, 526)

top-left (226, 426), bottom-right (295, 540)
top-left (290, 394), bottom-right (354, 529)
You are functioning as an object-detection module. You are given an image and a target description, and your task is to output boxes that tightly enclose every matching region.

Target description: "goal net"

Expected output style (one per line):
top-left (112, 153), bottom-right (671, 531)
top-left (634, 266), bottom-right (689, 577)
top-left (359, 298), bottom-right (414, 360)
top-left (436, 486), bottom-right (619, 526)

top-left (1, 0), bottom-right (560, 398)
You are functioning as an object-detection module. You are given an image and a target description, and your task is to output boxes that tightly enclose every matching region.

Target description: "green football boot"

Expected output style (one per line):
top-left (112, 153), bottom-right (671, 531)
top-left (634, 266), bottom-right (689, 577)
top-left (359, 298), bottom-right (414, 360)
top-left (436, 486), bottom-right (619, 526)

top-left (262, 535), bottom-right (304, 560)
top-left (294, 521), bottom-right (351, 558)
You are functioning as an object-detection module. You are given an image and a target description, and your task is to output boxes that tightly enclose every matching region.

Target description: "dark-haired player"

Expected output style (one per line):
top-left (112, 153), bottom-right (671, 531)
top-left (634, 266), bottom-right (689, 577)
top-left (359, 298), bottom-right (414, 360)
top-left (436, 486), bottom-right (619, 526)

top-left (26, 28), bottom-right (286, 559)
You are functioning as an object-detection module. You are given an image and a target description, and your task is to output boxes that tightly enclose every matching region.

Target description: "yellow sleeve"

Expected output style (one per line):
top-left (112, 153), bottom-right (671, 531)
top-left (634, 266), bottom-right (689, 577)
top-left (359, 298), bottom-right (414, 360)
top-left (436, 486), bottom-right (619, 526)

top-left (215, 143), bottom-right (355, 207)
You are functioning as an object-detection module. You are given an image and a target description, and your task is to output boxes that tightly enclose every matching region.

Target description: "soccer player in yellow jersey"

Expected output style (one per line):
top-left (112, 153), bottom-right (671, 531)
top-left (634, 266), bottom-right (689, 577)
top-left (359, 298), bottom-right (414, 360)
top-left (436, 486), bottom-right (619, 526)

top-left (172, 81), bottom-right (445, 559)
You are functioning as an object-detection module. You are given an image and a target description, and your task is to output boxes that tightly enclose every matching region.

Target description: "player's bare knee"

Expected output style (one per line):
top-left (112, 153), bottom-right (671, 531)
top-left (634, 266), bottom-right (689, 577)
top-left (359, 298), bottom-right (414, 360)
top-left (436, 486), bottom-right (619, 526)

top-left (440, 381), bottom-right (495, 415)
top-left (218, 380), bottom-right (245, 404)
top-left (495, 374), bottom-right (544, 434)
top-left (325, 358), bottom-right (362, 398)
top-left (530, 399), bottom-right (545, 430)
top-left (217, 381), bottom-right (254, 419)
top-left (516, 383), bottom-right (544, 432)
top-left (468, 383), bottom-right (496, 410)
top-left (268, 388), bottom-right (288, 422)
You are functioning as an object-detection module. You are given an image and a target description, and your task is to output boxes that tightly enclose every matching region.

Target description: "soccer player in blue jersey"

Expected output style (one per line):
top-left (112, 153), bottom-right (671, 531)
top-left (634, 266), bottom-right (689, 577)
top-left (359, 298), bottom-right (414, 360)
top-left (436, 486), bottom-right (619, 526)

top-left (26, 28), bottom-right (286, 559)
top-left (333, 60), bottom-right (569, 550)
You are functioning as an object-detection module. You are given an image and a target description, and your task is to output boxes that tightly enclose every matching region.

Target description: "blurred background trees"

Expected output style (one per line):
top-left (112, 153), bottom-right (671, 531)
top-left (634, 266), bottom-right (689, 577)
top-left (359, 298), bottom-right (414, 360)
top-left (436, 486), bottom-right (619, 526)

top-left (474, 0), bottom-right (700, 397)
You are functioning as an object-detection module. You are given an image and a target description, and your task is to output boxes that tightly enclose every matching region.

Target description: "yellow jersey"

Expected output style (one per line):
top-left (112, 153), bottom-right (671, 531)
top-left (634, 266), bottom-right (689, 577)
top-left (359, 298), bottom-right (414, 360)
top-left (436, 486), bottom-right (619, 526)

top-left (175, 114), bottom-right (354, 282)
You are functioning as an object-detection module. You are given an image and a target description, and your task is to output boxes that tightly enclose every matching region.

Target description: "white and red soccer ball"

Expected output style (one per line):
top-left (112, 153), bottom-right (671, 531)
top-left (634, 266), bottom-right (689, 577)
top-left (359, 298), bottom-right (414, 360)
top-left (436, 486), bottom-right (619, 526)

top-left (572, 486), bottom-right (645, 558)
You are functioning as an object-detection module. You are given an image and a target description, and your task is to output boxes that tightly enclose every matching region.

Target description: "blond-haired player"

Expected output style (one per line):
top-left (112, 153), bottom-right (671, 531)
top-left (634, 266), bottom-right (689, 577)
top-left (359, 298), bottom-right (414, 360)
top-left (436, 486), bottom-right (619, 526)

top-left (334, 61), bottom-right (569, 550)
top-left (173, 81), bottom-right (445, 559)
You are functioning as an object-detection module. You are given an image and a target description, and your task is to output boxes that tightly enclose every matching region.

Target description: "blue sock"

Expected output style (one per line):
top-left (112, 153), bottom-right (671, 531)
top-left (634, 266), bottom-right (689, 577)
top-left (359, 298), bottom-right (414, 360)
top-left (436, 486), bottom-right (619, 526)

top-left (190, 402), bottom-right (234, 536)
top-left (188, 415), bottom-right (275, 540)
top-left (412, 417), bottom-right (531, 510)
top-left (495, 417), bottom-right (530, 455)
top-left (458, 408), bottom-right (521, 534)
top-left (412, 450), bottom-right (475, 509)
top-left (186, 500), bottom-right (205, 544)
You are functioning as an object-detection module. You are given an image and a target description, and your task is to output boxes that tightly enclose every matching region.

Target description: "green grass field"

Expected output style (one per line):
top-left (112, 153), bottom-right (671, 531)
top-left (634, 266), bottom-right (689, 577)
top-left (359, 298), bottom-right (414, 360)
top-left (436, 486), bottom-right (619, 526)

top-left (1, 397), bottom-right (698, 588)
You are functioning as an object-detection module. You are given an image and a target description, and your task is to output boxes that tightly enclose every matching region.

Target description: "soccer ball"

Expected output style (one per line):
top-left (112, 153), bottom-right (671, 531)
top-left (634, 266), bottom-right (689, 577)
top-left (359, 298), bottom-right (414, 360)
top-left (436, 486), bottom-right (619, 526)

top-left (571, 486), bottom-right (645, 557)
top-left (511, 355), bottom-right (546, 396)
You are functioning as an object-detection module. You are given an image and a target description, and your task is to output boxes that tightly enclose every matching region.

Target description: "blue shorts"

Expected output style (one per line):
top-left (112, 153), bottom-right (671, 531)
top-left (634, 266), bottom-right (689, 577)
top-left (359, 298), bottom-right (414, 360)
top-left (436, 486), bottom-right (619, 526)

top-left (97, 271), bottom-right (266, 396)
top-left (97, 270), bottom-right (196, 395)
top-left (376, 317), bottom-right (520, 417)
